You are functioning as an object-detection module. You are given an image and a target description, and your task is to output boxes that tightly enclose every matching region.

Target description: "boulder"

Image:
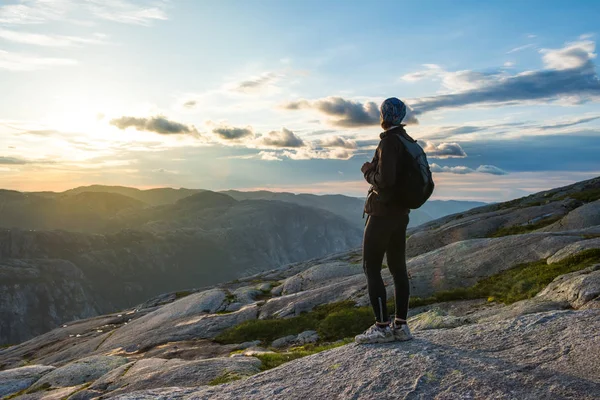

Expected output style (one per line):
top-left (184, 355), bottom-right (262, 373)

top-left (232, 286), bottom-right (262, 304)
top-left (540, 200), bottom-right (600, 232)
top-left (259, 275), bottom-right (366, 319)
top-left (0, 365), bottom-right (55, 398)
top-left (296, 330), bottom-right (319, 345)
top-left (547, 238), bottom-right (600, 264)
top-left (536, 264), bottom-right (600, 309)
top-left (88, 356), bottom-right (261, 395)
top-left (232, 340), bottom-right (262, 350)
top-left (281, 262), bottom-right (363, 295)
top-left (31, 356), bottom-right (128, 389)
top-left (271, 335), bottom-right (297, 349)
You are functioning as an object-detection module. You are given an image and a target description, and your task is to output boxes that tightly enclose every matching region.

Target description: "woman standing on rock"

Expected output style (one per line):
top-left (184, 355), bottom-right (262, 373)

top-left (355, 97), bottom-right (415, 344)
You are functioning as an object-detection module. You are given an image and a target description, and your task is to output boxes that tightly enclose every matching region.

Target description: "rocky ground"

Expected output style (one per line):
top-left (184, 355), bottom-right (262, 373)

top-left (1, 177), bottom-right (599, 399)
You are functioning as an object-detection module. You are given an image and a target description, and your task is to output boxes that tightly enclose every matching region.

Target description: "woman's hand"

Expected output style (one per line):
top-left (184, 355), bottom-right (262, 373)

top-left (361, 162), bottom-right (373, 174)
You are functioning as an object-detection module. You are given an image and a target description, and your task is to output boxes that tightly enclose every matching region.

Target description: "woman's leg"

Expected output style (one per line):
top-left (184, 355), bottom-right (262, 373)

top-left (386, 214), bottom-right (410, 321)
top-left (362, 215), bottom-right (394, 323)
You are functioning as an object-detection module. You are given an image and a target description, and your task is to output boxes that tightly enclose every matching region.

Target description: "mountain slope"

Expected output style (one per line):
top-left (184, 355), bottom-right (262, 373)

top-left (0, 193), bottom-right (362, 345)
top-left (222, 190), bottom-right (486, 229)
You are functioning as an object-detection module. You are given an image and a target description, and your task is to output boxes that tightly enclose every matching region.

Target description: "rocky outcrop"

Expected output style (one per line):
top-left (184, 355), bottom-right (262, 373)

top-left (407, 232), bottom-right (585, 296)
top-left (540, 199), bottom-right (600, 232)
top-left (88, 356), bottom-right (261, 396)
top-left (406, 176), bottom-right (600, 257)
top-left (536, 264), bottom-right (600, 309)
top-left (547, 237), bottom-right (600, 263)
top-left (108, 310), bottom-right (600, 400)
top-left (0, 365), bottom-right (55, 398)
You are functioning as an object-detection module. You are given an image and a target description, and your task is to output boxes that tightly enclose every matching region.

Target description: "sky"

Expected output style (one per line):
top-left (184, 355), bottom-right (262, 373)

top-left (1, 0), bottom-right (599, 201)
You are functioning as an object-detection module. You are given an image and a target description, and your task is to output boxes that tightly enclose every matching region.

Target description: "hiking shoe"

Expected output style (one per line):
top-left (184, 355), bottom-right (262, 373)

top-left (391, 322), bottom-right (413, 341)
top-left (355, 323), bottom-right (395, 344)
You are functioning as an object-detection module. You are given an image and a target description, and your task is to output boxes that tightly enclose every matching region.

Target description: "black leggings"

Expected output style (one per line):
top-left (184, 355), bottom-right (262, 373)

top-left (362, 214), bottom-right (410, 323)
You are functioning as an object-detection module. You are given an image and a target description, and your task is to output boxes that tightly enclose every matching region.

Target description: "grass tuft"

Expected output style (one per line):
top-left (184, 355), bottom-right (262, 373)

top-left (488, 215), bottom-right (563, 238)
top-left (209, 372), bottom-right (243, 385)
top-left (255, 339), bottom-right (352, 371)
top-left (568, 188), bottom-right (600, 203)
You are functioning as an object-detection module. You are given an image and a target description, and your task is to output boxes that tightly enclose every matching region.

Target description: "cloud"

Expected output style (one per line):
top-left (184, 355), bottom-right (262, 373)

top-left (507, 43), bottom-right (536, 54)
top-left (541, 40), bottom-right (596, 70)
top-left (430, 163), bottom-right (507, 175)
top-left (110, 116), bottom-right (199, 136)
top-left (260, 128), bottom-right (305, 148)
top-left (0, 0), bottom-right (168, 26)
top-left (475, 165), bottom-right (509, 175)
top-left (316, 136), bottom-right (358, 149)
top-left (259, 151), bottom-right (283, 161)
top-left (0, 0), bottom-right (69, 24)
top-left (0, 49), bottom-right (77, 71)
top-left (212, 126), bottom-right (254, 140)
top-left (87, 0), bottom-right (168, 25)
top-left (0, 28), bottom-right (107, 47)
top-left (538, 115), bottom-right (600, 130)
top-left (283, 97), bottom-right (418, 127)
top-left (234, 72), bottom-right (278, 93)
top-left (422, 142), bottom-right (467, 158)
top-left (405, 40), bottom-right (600, 115)
top-left (0, 156), bottom-right (27, 165)
top-left (183, 100), bottom-right (197, 108)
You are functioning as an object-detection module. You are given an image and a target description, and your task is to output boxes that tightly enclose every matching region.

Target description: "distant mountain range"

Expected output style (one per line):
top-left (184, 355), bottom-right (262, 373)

top-left (0, 185), bottom-right (485, 345)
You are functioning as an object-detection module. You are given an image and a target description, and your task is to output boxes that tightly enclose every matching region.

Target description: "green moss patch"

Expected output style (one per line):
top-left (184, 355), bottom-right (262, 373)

top-left (255, 339), bottom-right (352, 371)
top-left (567, 188), bottom-right (600, 203)
top-left (209, 372), bottom-right (243, 385)
top-left (488, 215), bottom-right (563, 238)
top-left (411, 249), bottom-right (600, 306)
top-left (215, 301), bottom-right (373, 345)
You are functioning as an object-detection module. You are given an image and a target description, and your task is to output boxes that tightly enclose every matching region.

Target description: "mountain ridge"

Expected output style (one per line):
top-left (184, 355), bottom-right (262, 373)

top-left (1, 176), bottom-right (598, 399)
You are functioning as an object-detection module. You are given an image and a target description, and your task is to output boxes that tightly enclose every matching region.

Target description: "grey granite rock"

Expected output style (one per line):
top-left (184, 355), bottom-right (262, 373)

top-left (271, 335), bottom-right (297, 349)
top-left (537, 264), bottom-right (600, 309)
top-left (106, 310), bottom-right (600, 400)
top-left (296, 330), bottom-right (319, 344)
top-left (31, 355), bottom-right (128, 389)
top-left (547, 238), bottom-right (600, 264)
top-left (281, 262), bottom-right (363, 295)
top-left (541, 199), bottom-right (600, 232)
top-left (0, 365), bottom-right (55, 398)
top-left (88, 356), bottom-right (261, 396)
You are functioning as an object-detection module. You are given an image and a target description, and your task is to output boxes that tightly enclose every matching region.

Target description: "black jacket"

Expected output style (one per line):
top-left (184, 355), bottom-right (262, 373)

top-left (363, 126), bottom-right (411, 217)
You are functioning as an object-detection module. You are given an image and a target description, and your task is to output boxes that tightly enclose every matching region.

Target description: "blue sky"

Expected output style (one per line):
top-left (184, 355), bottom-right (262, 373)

top-left (0, 0), bottom-right (599, 201)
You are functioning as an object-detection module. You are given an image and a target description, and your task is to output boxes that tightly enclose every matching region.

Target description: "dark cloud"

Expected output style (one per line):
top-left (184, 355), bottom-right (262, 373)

top-left (317, 136), bottom-right (358, 149)
top-left (422, 141), bottom-right (467, 158)
top-left (410, 61), bottom-right (600, 114)
top-left (236, 72), bottom-right (277, 92)
top-left (183, 100), bottom-right (197, 108)
top-left (261, 128), bottom-right (305, 147)
top-left (110, 116), bottom-right (198, 135)
top-left (283, 97), bottom-right (419, 127)
top-left (213, 126), bottom-right (254, 140)
top-left (538, 115), bottom-right (600, 130)
top-left (0, 156), bottom-right (27, 165)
